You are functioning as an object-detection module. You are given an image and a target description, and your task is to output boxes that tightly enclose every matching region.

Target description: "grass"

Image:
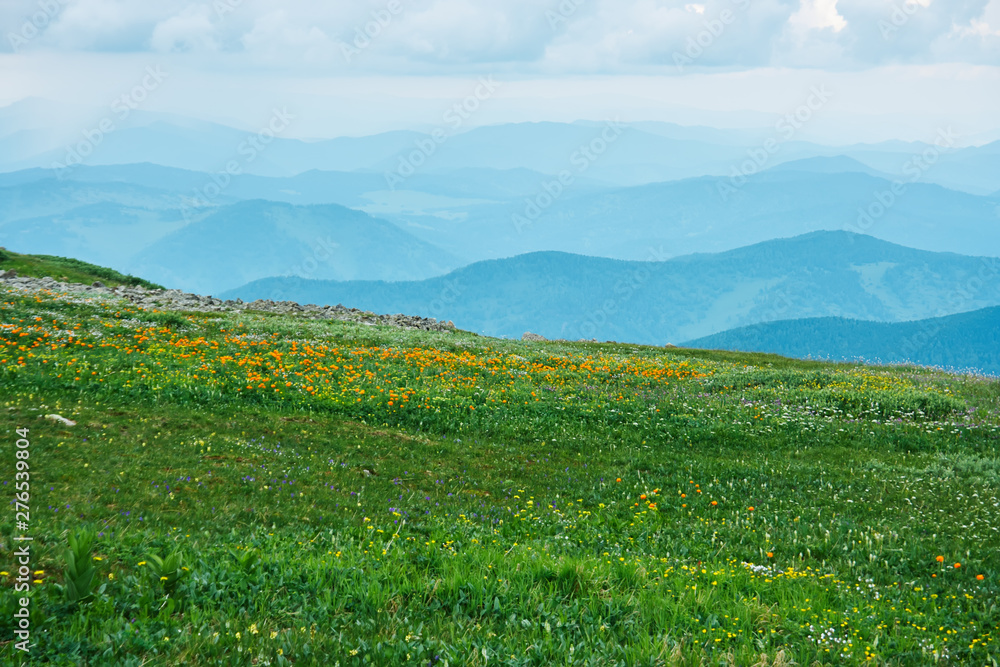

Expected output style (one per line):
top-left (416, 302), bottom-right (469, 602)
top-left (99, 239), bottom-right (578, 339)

top-left (0, 249), bottom-right (163, 290)
top-left (0, 281), bottom-right (998, 665)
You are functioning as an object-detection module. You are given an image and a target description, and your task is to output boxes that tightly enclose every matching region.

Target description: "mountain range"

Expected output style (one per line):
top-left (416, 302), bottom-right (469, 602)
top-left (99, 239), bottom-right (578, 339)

top-left (221, 232), bottom-right (1000, 344)
top-left (683, 306), bottom-right (1000, 376)
top-left (3, 99), bottom-right (999, 193)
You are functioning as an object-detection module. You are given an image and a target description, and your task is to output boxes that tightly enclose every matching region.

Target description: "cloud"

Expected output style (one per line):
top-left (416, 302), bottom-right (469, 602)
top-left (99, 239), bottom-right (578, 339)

top-left (151, 5), bottom-right (219, 52)
top-left (1, 0), bottom-right (998, 70)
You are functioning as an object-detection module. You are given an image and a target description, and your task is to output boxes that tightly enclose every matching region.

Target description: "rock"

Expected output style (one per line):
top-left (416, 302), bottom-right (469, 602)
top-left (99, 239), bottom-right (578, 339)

top-left (92, 281), bottom-right (105, 288)
top-left (0, 270), bottom-right (15, 279)
top-left (664, 343), bottom-right (678, 349)
top-left (522, 332), bottom-right (547, 342)
top-left (44, 413), bottom-right (76, 426)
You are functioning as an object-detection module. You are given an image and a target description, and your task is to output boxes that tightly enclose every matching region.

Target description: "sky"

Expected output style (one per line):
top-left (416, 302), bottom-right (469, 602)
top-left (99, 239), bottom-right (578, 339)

top-left (1, 0), bottom-right (999, 141)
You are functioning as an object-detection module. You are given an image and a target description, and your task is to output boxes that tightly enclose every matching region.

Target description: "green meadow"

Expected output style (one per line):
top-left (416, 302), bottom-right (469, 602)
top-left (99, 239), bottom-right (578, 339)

top-left (0, 259), bottom-right (998, 665)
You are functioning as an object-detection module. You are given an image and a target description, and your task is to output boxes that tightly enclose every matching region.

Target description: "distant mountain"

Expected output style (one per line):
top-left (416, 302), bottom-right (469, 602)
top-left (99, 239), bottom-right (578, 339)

top-left (2, 109), bottom-right (996, 193)
top-left (221, 232), bottom-right (1000, 344)
top-left (0, 178), bottom-right (186, 221)
top-left (766, 155), bottom-right (893, 179)
top-left (0, 202), bottom-right (187, 271)
top-left (683, 307), bottom-right (1000, 376)
top-left (395, 170), bottom-right (1000, 261)
top-left (0, 163), bottom-right (608, 214)
top-left (128, 200), bottom-right (461, 294)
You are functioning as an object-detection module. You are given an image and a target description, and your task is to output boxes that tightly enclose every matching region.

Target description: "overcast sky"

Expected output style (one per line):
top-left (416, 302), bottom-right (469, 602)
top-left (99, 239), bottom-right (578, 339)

top-left (2, 0), bottom-right (999, 141)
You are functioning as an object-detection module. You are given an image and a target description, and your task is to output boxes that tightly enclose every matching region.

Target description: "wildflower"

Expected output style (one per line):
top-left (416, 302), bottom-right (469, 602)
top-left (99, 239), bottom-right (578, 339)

top-left (640, 494), bottom-right (647, 500)
top-left (936, 556), bottom-right (945, 563)
top-left (767, 552), bottom-right (774, 558)
top-left (137, 561), bottom-right (146, 566)
top-left (160, 576), bottom-right (169, 581)
top-left (976, 574), bottom-right (985, 581)
top-left (954, 563), bottom-right (961, 569)
top-left (108, 573), bottom-right (114, 580)
top-left (711, 501), bottom-right (717, 506)
top-left (748, 506), bottom-right (755, 512)
top-left (616, 478), bottom-right (621, 483)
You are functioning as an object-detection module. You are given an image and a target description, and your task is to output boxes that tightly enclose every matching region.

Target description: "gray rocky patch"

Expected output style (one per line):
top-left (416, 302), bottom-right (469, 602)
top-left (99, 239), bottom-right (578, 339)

top-left (0, 274), bottom-right (457, 333)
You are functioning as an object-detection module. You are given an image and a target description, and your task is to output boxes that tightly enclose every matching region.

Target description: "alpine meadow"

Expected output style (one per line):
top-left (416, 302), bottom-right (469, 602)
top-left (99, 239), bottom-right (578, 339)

top-left (2, 1), bottom-right (1000, 666)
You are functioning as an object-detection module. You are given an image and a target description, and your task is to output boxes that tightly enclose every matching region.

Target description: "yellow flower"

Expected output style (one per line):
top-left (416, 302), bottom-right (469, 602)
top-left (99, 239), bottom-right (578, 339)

top-left (235, 632), bottom-right (241, 640)
top-left (270, 631), bottom-right (278, 639)
top-left (160, 576), bottom-right (169, 581)
top-left (33, 570), bottom-right (44, 575)
top-left (108, 573), bottom-right (114, 580)
top-left (249, 624), bottom-right (259, 635)
top-left (137, 561), bottom-right (146, 566)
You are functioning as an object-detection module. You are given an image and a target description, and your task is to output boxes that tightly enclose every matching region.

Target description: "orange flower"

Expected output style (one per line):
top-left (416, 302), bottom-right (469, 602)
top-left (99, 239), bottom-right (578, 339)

top-left (767, 552), bottom-right (773, 558)
top-left (976, 574), bottom-right (985, 581)
top-left (681, 493), bottom-right (686, 498)
top-left (747, 506), bottom-right (755, 512)
top-left (936, 556), bottom-right (945, 563)
top-left (640, 494), bottom-right (647, 500)
top-left (616, 478), bottom-right (622, 483)
top-left (954, 563), bottom-right (961, 569)
top-left (711, 501), bottom-right (718, 506)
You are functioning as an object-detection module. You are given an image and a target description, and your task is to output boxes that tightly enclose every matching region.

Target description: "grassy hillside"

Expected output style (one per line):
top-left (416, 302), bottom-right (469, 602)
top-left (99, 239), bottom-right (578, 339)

top-left (0, 248), bottom-right (162, 289)
top-left (684, 307), bottom-right (1000, 376)
top-left (1, 275), bottom-right (998, 665)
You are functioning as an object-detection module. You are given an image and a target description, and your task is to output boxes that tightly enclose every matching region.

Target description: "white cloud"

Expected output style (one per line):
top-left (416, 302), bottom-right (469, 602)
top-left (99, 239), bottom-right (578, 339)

top-left (788, 0), bottom-right (847, 32)
top-left (240, 10), bottom-right (338, 64)
top-left (150, 5), bottom-right (219, 52)
top-left (1, 0), bottom-right (998, 70)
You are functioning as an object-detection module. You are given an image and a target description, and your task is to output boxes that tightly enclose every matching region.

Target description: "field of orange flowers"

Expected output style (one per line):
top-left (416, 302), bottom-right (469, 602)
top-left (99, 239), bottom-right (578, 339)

top-left (1, 284), bottom-right (998, 665)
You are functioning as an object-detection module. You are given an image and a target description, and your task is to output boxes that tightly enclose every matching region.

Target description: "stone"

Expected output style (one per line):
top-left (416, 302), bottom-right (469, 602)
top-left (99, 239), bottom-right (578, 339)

top-left (522, 332), bottom-right (547, 342)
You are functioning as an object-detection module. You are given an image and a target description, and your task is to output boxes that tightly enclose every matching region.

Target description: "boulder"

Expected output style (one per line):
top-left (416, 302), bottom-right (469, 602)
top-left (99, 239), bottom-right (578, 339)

top-left (522, 332), bottom-right (547, 342)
